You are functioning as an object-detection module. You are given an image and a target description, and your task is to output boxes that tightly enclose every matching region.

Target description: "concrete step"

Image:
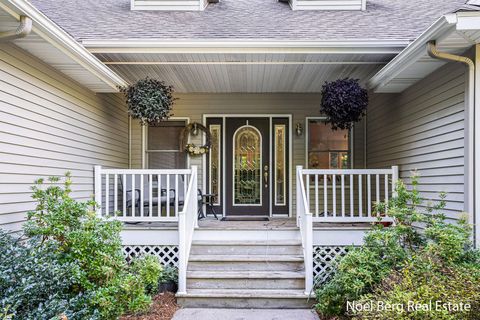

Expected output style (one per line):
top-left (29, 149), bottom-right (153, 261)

top-left (191, 242), bottom-right (303, 255)
top-left (189, 254), bottom-right (304, 262)
top-left (177, 289), bottom-right (314, 309)
top-left (188, 259), bottom-right (304, 271)
top-left (187, 271), bottom-right (305, 289)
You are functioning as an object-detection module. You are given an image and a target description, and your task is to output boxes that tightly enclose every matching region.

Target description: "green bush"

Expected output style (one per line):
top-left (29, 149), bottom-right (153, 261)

top-left (159, 266), bottom-right (178, 284)
top-left (315, 173), bottom-right (479, 319)
top-left (1, 174), bottom-right (162, 319)
top-left (131, 255), bottom-right (163, 295)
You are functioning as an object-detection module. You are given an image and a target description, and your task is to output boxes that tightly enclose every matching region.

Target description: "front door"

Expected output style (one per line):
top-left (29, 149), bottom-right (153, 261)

top-left (226, 118), bottom-right (269, 215)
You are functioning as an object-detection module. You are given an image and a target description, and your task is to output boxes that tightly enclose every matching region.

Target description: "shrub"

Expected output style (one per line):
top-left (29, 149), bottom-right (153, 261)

top-left (1, 173), bottom-right (161, 319)
top-left (315, 173), bottom-right (478, 319)
top-left (131, 255), bottom-right (163, 295)
top-left (159, 266), bottom-right (179, 284)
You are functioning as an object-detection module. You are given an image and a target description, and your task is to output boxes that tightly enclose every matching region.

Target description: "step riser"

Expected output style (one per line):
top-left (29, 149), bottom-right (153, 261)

top-left (187, 278), bottom-right (305, 290)
top-left (188, 261), bottom-right (304, 272)
top-left (190, 245), bottom-right (303, 255)
top-left (177, 297), bottom-right (314, 309)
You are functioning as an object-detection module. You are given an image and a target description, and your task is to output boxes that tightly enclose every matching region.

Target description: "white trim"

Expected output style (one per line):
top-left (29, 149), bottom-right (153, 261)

top-left (232, 124), bottom-right (263, 207)
top-left (269, 117), bottom-right (273, 216)
top-left (84, 40), bottom-right (409, 54)
top-left (305, 117), bottom-right (354, 169)
top-left (368, 14), bottom-right (458, 92)
top-left (103, 61), bottom-right (387, 66)
top-left (202, 114), bottom-right (293, 217)
top-left (0, 0), bottom-right (127, 91)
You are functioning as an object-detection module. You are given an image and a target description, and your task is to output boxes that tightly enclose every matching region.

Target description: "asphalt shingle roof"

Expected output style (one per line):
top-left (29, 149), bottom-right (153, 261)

top-left (30, 0), bottom-right (470, 41)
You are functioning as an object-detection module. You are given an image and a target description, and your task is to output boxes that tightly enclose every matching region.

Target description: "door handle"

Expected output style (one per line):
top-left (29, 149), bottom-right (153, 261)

top-left (264, 165), bottom-right (268, 187)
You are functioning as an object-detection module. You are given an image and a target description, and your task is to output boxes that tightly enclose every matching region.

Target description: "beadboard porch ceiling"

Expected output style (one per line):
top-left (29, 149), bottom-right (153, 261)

top-left (92, 51), bottom-right (397, 93)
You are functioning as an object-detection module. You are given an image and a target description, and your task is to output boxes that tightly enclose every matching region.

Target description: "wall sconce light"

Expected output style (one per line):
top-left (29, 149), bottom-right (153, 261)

top-left (295, 122), bottom-right (303, 136)
top-left (192, 123), bottom-right (199, 136)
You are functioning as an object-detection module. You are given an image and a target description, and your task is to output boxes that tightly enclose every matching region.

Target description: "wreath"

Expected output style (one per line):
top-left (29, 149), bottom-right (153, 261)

top-left (320, 78), bottom-right (368, 130)
top-left (181, 123), bottom-right (211, 156)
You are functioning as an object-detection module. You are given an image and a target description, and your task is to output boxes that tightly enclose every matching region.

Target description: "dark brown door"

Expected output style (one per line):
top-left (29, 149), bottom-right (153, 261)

top-left (226, 118), bottom-right (270, 215)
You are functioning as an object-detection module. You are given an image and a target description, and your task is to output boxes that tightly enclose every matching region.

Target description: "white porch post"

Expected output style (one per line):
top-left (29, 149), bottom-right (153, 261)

top-left (178, 208), bottom-right (186, 294)
top-left (94, 165), bottom-right (102, 216)
top-left (391, 165), bottom-right (399, 197)
top-left (296, 166), bottom-right (302, 227)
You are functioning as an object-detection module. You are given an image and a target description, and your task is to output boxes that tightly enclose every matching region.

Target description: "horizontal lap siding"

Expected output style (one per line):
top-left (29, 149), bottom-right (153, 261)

top-left (0, 44), bottom-right (129, 231)
top-left (367, 63), bottom-right (466, 220)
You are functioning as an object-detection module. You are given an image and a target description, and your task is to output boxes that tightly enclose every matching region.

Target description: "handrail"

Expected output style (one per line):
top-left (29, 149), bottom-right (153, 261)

top-left (177, 166), bottom-right (198, 294)
top-left (296, 166), bottom-right (313, 295)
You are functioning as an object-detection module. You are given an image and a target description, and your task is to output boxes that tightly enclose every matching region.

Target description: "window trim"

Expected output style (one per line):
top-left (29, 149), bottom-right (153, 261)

top-left (304, 116), bottom-right (354, 169)
top-left (143, 117), bottom-right (190, 169)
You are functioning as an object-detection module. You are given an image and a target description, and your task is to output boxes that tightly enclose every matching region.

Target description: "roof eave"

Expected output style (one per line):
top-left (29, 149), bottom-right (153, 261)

top-left (367, 13), bottom-right (458, 92)
top-left (1, 0), bottom-right (128, 91)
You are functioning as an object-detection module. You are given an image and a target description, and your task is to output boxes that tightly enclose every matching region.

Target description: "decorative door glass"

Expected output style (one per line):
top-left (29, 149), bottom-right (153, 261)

top-left (274, 125), bottom-right (286, 206)
top-left (233, 126), bottom-right (262, 205)
top-left (209, 125), bottom-right (221, 205)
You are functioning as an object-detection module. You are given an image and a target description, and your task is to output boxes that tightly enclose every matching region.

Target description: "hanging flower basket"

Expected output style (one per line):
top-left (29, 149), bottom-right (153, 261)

top-left (320, 78), bottom-right (368, 130)
top-left (119, 77), bottom-right (176, 125)
top-left (181, 123), bottom-right (211, 156)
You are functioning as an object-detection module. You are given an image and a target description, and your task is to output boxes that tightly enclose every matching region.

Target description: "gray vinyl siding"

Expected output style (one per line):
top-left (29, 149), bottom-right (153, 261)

top-left (0, 44), bottom-right (129, 232)
top-left (366, 62), bottom-right (466, 220)
top-left (131, 93), bottom-right (366, 214)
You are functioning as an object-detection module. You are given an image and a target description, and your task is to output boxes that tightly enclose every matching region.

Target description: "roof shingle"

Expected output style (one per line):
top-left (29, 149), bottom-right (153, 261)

top-left (30, 0), bottom-right (469, 41)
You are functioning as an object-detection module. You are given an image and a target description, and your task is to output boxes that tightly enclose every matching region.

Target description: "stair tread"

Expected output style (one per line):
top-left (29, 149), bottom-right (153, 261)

top-left (192, 240), bottom-right (302, 246)
top-left (187, 270), bottom-right (305, 279)
top-left (189, 254), bottom-right (304, 262)
top-left (177, 289), bottom-right (309, 298)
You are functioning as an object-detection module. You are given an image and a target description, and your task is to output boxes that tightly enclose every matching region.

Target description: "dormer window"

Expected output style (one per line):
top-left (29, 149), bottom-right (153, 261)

top-left (289, 0), bottom-right (366, 11)
top-left (131, 0), bottom-right (209, 11)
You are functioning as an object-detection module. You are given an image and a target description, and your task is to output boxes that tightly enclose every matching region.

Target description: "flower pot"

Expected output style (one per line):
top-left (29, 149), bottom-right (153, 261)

top-left (158, 281), bottom-right (178, 293)
top-left (373, 221), bottom-right (393, 227)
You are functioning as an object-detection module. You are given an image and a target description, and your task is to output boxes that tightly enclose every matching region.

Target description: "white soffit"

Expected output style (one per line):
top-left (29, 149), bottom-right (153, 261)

top-left (0, 1), bottom-right (127, 93)
top-left (92, 51), bottom-right (398, 93)
top-left (369, 12), bottom-right (480, 93)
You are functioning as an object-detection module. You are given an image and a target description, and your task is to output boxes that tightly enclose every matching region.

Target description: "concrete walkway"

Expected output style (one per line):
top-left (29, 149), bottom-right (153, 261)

top-left (172, 308), bottom-right (320, 320)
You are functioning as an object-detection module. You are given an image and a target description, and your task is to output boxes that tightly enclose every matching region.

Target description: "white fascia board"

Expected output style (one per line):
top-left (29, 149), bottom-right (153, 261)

top-left (456, 12), bottom-right (480, 31)
top-left (83, 39), bottom-right (410, 54)
top-left (368, 14), bottom-right (458, 92)
top-left (1, 0), bottom-right (128, 91)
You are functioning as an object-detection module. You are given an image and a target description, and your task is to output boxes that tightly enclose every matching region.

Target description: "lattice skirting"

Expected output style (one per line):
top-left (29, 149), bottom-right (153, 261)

top-left (123, 245), bottom-right (179, 267)
top-left (313, 246), bottom-right (349, 284)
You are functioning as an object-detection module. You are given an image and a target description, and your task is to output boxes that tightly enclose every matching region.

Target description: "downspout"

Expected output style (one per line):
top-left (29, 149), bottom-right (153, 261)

top-left (427, 41), bottom-right (476, 247)
top-left (0, 15), bottom-right (32, 42)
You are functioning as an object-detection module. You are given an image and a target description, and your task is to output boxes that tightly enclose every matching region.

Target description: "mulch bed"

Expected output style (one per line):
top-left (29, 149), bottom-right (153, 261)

top-left (120, 292), bottom-right (179, 320)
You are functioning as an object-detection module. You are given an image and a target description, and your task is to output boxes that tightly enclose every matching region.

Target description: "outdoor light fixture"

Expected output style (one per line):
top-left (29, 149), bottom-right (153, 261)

top-left (295, 122), bottom-right (303, 136)
top-left (192, 123), bottom-right (199, 136)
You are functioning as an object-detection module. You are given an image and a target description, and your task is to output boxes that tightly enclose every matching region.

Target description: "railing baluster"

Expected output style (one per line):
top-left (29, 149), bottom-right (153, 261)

top-left (149, 174), bottom-right (153, 217)
top-left (105, 174), bottom-right (109, 216)
top-left (376, 174), bottom-right (380, 209)
top-left (122, 174), bottom-right (126, 217)
top-left (175, 174), bottom-right (179, 217)
top-left (114, 174), bottom-right (118, 214)
top-left (166, 174), bottom-right (170, 217)
top-left (341, 174), bottom-right (345, 217)
top-left (350, 174), bottom-right (354, 217)
top-left (323, 174), bottom-right (327, 217)
top-left (332, 174), bottom-right (336, 217)
top-left (158, 174), bottom-right (162, 217)
top-left (359, 174), bottom-right (363, 217)
top-left (140, 174), bottom-right (144, 217)
top-left (315, 174), bottom-right (319, 217)
top-left (132, 174), bottom-right (135, 216)
top-left (367, 174), bottom-right (371, 217)
top-left (385, 174), bottom-right (389, 202)
top-left (306, 174), bottom-right (310, 212)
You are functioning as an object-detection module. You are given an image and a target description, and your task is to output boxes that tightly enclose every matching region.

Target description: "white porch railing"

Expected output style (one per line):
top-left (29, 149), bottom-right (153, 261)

top-left (94, 166), bottom-right (199, 294)
top-left (296, 165), bottom-right (399, 293)
top-left (299, 166), bottom-right (399, 222)
top-left (94, 166), bottom-right (194, 221)
top-left (296, 166), bottom-right (313, 295)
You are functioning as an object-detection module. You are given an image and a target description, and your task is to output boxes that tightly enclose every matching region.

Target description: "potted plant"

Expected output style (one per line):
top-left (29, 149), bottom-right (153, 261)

top-left (119, 77), bottom-right (176, 125)
top-left (158, 266), bottom-right (178, 293)
top-left (373, 202), bottom-right (393, 227)
top-left (320, 78), bottom-right (368, 130)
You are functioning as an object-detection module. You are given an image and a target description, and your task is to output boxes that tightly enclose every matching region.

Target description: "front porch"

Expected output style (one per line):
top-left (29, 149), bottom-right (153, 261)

top-left (94, 165), bottom-right (398, 307)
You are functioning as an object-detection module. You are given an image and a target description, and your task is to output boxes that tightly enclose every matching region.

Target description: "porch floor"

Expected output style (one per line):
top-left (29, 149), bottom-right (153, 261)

top-left (122, 217), bottom-right (372, 230)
